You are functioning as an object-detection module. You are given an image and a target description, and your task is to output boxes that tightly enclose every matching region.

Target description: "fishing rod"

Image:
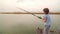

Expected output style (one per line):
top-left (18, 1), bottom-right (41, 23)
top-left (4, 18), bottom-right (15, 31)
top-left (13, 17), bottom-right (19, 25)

top-left (16, 7), bottom-right (42, 19)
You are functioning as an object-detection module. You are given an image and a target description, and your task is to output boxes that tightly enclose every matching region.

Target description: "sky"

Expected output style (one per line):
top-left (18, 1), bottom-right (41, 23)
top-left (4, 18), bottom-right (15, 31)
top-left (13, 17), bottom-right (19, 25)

top-left (0, 0), bottom-right (60, 12)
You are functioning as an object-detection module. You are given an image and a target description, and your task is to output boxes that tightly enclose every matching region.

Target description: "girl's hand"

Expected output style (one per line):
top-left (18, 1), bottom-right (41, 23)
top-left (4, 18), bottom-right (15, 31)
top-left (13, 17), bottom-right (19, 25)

top-left (42, 16), bottom-right (46, 22)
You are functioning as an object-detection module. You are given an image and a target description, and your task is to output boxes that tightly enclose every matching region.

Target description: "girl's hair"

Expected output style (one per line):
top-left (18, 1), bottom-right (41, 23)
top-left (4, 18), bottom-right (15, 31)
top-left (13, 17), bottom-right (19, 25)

top-left (43, 8), bottom-right (49, 14)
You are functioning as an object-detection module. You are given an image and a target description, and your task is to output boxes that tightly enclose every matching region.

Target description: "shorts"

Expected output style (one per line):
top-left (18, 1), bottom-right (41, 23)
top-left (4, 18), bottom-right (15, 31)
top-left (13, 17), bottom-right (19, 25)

top-left (43, 25), bottom-right (50, 34)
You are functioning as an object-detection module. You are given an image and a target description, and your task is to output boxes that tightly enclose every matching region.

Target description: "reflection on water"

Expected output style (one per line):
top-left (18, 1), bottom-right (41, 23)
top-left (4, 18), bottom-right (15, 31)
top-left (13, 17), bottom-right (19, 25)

top-left (0, 14), bottom-right (60, 34)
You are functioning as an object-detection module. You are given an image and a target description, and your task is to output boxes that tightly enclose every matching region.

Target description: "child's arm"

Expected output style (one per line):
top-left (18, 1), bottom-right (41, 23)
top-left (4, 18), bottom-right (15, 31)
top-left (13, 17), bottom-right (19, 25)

top-left (34, 15), bottom-right (46, 22)
top-left (42, 16), bottom-right (46, 22)
top-left (35, 15), bottom-right (46, 22)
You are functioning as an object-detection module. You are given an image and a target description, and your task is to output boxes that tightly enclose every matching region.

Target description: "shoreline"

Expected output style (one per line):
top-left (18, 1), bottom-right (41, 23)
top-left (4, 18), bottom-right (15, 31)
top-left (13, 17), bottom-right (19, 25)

top-left (0, 12), bottom-right (60, 14)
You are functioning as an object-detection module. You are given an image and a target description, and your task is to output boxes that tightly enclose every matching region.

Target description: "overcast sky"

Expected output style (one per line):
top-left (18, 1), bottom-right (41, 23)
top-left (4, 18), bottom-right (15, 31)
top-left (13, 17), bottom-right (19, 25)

top-left (0, 0), bottom-right (60, 12)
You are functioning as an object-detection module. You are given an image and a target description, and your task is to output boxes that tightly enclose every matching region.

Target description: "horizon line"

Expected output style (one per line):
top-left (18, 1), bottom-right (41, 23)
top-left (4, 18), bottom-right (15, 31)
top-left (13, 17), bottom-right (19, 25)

top-left (0, 12), bottom-right (60, 14)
